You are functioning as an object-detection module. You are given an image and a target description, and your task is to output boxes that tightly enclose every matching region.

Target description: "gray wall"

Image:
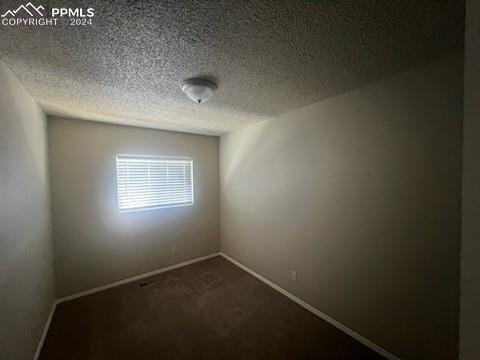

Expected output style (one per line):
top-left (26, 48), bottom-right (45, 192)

top-left (220, 55), bottom-right (463, 360)
top-left (460, 1), bottom-right (480, 358)
top-left (48, 118), bottom-right (220, 297)
top-left (0, 63), bottom-right (55, 359)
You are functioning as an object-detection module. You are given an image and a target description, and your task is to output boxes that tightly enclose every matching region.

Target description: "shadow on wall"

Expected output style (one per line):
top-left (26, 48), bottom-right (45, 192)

top-left (0, 63), bottom-right (55, 360)
top-left (220, 55), bottom-right (463, 360)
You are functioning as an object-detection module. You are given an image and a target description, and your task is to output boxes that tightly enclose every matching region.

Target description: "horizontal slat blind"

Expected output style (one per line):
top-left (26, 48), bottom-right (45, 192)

top-left (116, 155), bottom-right (194, 211)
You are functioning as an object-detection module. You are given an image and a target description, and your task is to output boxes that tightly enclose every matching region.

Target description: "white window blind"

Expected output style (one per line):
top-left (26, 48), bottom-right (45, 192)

top-left (116, 155), bottom-right (194, 212)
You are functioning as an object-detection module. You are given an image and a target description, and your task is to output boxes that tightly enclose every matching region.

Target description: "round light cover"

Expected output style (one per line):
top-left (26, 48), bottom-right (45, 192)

top-left (181, 78), bottom-right (217, 104)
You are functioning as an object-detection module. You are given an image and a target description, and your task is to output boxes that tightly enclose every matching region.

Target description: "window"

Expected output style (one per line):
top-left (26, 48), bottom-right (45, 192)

top-left (116, 155), bottom-right (194, 212)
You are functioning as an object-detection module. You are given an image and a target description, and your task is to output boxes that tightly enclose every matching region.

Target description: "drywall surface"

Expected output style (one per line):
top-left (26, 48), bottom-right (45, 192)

top-left (0, 63), bottom-right (55, 359)
top-left (460, 1), bottom-right (480, 359)
top-left (220, 55), bottom-right (463, 360)
top-left (48, 118), bottom-right (220, 297)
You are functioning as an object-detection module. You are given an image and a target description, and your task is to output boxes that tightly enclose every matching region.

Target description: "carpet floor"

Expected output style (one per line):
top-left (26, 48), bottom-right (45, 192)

top-left (40, 256), bottom-right (385, 359)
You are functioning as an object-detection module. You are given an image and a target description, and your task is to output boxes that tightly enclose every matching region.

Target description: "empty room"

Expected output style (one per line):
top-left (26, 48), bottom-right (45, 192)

top-left (1, 1), bottom-right (479, 359)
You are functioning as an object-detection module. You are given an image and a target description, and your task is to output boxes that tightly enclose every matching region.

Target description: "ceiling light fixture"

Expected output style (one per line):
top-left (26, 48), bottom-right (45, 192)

top-left (181, 78), bottom-right (217, 104)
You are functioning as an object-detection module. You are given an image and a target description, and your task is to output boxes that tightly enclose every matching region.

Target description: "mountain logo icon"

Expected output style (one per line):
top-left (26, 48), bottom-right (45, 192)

top-left (1, 2), bottom-right (45, 17)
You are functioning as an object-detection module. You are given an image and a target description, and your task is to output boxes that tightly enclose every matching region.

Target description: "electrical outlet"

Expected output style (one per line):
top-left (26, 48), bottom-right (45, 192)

top-left (171, 246), bottom-right (176, 255)
top-left (291, 270), bottom-right (297, 281)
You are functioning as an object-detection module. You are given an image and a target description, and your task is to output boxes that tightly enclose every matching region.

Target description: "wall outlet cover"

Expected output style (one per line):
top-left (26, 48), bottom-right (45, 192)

top-left (291, 270), bottom-right (297, 281)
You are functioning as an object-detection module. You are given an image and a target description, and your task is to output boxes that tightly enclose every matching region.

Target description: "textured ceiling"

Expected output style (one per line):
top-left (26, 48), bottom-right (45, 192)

top-left (0, 0), bottom-right (464, 135)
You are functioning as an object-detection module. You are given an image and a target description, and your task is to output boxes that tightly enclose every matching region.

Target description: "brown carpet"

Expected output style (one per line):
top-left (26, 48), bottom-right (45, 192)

top-left (40, 256), bottom-right (385, 359)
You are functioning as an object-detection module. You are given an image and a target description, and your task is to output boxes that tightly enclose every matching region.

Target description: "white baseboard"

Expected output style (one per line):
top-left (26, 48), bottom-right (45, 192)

top-left (33, 301), bottom-right (57, 360)
top-left (57, 252), bottom-right (220, 303)
top-left (34, 252), bottom-right (220, 359)
top-left (219, 252), bottom-right (401, 360)
top-left (35, 252), bottom-right (399, 360)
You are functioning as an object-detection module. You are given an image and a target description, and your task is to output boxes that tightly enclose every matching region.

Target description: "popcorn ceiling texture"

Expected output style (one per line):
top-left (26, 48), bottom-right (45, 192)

top-left (0, 0), bottom-right (464, 135)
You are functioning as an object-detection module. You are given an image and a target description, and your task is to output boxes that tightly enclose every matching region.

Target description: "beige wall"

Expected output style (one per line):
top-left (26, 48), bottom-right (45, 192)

top-left (48, 118), bottom-right (220, 297)
top-left (0, 63), bottom-right (55, 359)
top-left (220, 55), bottom-right (463, 360)
top-left (460, 1), bottom-right (480, 358)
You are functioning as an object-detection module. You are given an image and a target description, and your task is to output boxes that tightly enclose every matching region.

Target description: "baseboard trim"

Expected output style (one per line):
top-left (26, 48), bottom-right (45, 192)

top-left (219, 252), bottom-right (400, 360)
top-left (33, 301), bottom-right (57, 360)
top-left (36, 252), bottom-right (399, 359)
top-left (34, 253), bottom-right (220, 359)
top-left (57, 252), bottom-right (220, 304)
